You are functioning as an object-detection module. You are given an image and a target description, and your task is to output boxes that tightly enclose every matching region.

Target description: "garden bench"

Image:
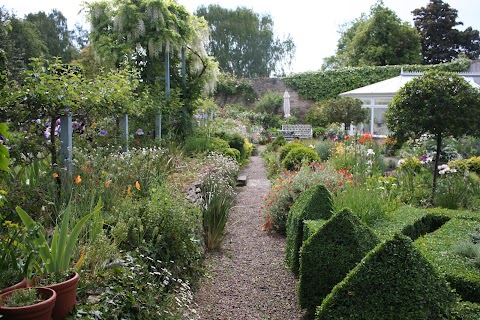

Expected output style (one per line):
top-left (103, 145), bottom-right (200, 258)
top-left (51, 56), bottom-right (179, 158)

top-left (280, 124), bottom-right (313, 140)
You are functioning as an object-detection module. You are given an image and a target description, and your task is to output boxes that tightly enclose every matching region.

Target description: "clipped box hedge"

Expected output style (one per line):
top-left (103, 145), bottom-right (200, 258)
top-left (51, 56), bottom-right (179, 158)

top-left (372, 206), bottom-right (449, 241)
top-left (414, 218), bottom-right (480, 303)
top-left (299, 209), bottom-right (379, 317)
top-left (285, 184), bottom-right (333, 275)
top-left (452, 301), bottom-right (480, 320)
top-left (303, 219), bottom-right (327, 241)
top-left (316, 234), bottom-right (455, 320)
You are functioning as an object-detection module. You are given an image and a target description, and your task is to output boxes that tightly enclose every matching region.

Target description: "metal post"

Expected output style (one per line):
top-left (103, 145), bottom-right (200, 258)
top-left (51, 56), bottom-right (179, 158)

top-left (181, 46), bottom-right (186, 86)
top-left (155, 112), bottom-right (162, 142)
top-left (60, 114), bottom-right (72, 177)
top-left (120, 114), bottom-right (129, 152)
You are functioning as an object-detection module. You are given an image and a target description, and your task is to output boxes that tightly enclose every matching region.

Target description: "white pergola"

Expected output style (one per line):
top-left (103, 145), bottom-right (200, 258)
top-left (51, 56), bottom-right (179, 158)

top-left (339, 71), bottom-right (480, 137)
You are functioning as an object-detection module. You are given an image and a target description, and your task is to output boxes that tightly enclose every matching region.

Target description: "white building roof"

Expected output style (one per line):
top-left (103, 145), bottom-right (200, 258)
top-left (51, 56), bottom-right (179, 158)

top-left (339, 71), bottom-right (480, 99)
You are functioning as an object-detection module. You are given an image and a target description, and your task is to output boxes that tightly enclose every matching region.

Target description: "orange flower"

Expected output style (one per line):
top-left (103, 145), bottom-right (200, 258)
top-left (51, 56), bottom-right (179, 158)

top-left (362, 133), bottom-right (372, 140)
top-left (345, 135), bottom-right (350, 141)
top-left (127, 186), bottom-right (131, 195)
top-left (135, 181), bottom-right (141, 190)
top-left (359, 138), bottom-right (365, 144)
top-left (75, 175), bottom-right (82, 184)
top-left (81, 166), bottom-right (92, 174)
top-left (104, 180), bottom-right (112, 188)
top-left (53, 173), bottom-right (59, 178)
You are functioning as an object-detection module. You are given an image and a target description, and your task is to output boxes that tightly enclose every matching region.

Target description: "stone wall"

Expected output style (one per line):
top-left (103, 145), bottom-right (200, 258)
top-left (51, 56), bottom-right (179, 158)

top-left (215, 78), bottom-right (315, 120)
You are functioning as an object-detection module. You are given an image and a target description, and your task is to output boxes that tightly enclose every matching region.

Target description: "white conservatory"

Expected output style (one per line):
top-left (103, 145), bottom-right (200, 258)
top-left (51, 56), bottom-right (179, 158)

top-left (339, 71), bottom-right (480, 137)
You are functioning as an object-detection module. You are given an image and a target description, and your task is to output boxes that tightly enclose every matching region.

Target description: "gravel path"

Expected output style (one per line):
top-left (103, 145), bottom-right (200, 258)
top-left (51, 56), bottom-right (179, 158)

top-left (194, 146), bottom-right (305, 320)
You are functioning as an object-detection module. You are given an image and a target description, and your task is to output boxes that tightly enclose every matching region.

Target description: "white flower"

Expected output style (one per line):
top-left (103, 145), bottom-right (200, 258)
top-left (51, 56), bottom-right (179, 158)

top-left (397, 159), bottom-right (405, 167)
top-left (367, 148), bottom-right (375, 156)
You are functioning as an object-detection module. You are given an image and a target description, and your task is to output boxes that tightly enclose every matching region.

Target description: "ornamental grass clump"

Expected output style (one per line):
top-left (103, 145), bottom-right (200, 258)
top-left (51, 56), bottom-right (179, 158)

top-left (198, 153), bottom-right (238, 250)
top-left (263, 162), bottom-right (353, 234)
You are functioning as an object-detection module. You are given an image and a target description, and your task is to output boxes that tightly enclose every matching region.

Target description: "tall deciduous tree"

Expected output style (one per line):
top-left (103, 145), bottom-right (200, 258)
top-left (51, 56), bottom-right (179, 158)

top-left (195, 5), bottom-right (295, 78)
top-left (323, 1), bottom-right (421, 69)
top-left (412, 0), bottom-right (480, 64)
top-left (25, 10), bottom-right (78, 62)
top-left (386, 71), bottom-right (480, 196)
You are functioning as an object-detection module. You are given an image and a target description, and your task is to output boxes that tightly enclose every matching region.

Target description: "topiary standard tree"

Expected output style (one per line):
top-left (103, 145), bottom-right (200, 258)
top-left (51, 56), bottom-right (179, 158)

top-left (386, 70), bottom-right (480, 198)
top-left (323, 97), bottom-right (368, 133)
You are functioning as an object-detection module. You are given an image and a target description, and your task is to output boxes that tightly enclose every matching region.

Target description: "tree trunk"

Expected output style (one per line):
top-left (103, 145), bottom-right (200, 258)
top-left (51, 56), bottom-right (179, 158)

top-left (432, 133), bottom-right (442, 200)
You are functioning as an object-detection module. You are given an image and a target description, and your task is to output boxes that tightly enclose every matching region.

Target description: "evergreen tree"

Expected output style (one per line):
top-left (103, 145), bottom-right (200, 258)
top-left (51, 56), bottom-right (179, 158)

top-left (412, 0), bottom-right (480, 64)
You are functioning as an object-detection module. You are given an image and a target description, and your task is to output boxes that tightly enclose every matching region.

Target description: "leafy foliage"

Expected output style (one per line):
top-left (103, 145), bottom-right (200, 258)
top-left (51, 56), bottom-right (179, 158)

top-left (195, 4), bottom-right (295, 77)
top-left (413, 0), bottom-right (480, 64)
top-left (256, 91), bottom-right (284, 114)
top-left (326, 1), bottom-right (421, 68)
top-left (281, 146), bottom-right (320, 171)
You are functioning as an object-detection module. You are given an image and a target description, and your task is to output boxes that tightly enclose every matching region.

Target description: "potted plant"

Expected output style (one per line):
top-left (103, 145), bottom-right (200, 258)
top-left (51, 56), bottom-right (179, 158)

top-left (0, 287), bottom-right (56, 320)
top-left (16, 198), bottom-right (102, 319)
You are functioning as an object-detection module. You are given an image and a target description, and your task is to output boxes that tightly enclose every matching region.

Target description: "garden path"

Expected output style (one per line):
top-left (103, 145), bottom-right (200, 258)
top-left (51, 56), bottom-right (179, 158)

top-left (194, 146), bottom-right (305, 319)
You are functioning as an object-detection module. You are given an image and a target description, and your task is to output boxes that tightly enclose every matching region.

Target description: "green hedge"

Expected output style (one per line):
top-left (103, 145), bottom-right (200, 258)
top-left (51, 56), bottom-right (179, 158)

top-left (372, 206), bottom-right (450, 242)
top-left (299, 209), bottom-right (379, 317)
top-left (285, 184), bottom-right (333, 275)
top-left (414, 218), bottom-right (480, 303)
top-left (316, 234), bottom-right (455, 320)
top-left (303, 219), bottom-right (327, 241)
top-left (284, 59), bottom-right (470, 101)
top-left (452, 301), bottom-right (480, 320)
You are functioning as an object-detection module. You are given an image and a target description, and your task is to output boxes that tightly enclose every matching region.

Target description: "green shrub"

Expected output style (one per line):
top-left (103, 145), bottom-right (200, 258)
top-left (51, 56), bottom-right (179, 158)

top-left (299, 209), bottom-right (379, 317)
top-left (256, 91), bottom-right (283, 114)
top-left (184, 135), bottom-right (230, 156)
top-left (110, 182), bottom-right (203, 281)
top-left (414, 218), bottom-right (480, 303)
top-left (282, 146), bottom-right (321, 171)
top-left (316, 234), bottom-right (455, 320)
top-left (267, 135), bottom-right (286, 152)
top-left (215, 131), bottom-right (246, 161)
top-left (303, 219), bottom-right (327, 241)
top-left (285, 184), bottom-right (333, 275)
top-left (279, 142), bottom-right (304, 161)
top-left (315, 140), bottom-right (335, 161)
top-left (224, 147), bottom-right (241, 162)
top-left (466, 156), bottom-right (480, 175)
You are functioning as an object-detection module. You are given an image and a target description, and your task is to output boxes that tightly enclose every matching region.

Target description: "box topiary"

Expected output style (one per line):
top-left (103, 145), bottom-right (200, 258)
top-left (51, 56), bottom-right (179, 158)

top-left (414, 218), bottom-right (480, 303)
top-left (451, 301), bottom-right (480, 320)
top-left (184, 136), bottom-right (230, 156)
top-left (299, 208), bottom-right (379, 318)
top-left (285, 184), bottom-right (333, 275)
top-left (279, 142), bottom-right (304, 161)
top-left (282, 146), bottom-right (321, 171)
top-left (316, 234), bottom-right (455, 320)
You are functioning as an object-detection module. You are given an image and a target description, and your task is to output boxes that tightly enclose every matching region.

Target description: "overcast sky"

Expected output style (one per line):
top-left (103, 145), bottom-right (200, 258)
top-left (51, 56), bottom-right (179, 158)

top-left (3, 0), bottom-right (480, 74)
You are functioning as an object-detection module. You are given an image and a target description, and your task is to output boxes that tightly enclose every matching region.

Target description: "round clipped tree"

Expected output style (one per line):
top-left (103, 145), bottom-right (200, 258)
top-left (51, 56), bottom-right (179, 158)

top-left (324, 97), bottom-right (368, 132)
top-left (386, 70), bottom-right (480, 196)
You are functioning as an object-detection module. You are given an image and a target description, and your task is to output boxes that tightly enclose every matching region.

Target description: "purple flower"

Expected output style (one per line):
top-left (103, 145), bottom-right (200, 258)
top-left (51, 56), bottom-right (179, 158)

top-left (136, 128), bottom-right (144, 135)
top-left (99, 129), bottom-right (107, 136)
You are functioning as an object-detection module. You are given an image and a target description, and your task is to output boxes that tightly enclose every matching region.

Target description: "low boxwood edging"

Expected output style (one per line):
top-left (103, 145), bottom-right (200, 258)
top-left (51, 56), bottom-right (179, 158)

top-left (316, 234), bottom-right (455, 320)
top-left (285, 184), bottom-right (333, 275)
top-left (299, 208), bottom-right (379, 318)
top-left (414, 218), bottom-right (480, 303)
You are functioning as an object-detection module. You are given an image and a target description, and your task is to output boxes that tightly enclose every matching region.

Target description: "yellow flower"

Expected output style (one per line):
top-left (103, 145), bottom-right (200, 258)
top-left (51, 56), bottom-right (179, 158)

top-left (127, 186), bottom-right (131, 195)
top-left (75, 175), bottom-right (82, 184)
top-left (104, 180), bottom-right (112, 188)
top-left (53, 173), bottom-right (59, 178)
top-left (135, 181), bottom-right (140, 190)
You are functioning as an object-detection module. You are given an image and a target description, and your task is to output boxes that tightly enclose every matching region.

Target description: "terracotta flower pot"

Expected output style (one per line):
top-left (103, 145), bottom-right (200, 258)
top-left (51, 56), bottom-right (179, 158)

top-left (28, 272), bottom-right (79, 320)
top-left (1, 278), bottom-right (27, 294)
top-left (0, 287), bottom-right (56, 320)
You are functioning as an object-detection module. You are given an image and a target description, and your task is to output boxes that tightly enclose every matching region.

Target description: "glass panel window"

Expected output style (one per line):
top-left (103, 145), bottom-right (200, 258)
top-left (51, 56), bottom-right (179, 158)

top-left (373, 98), bottom-right (392, 106)
top-left (361, 98), bottom-right (372, 105)
top-left (373, 107), bottom-right (390, 135)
